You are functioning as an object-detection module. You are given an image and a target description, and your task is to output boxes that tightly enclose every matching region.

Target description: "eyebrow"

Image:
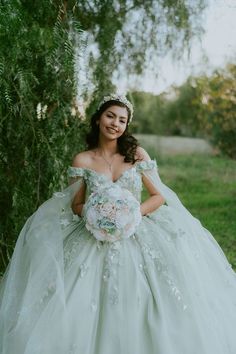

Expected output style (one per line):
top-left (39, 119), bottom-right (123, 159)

top-left (107, 110), bottom-right (128, 120)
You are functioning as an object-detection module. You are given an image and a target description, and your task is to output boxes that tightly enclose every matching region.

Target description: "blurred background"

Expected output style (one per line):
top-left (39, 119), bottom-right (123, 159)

top-left (0, 0), bottom-right (235, 274)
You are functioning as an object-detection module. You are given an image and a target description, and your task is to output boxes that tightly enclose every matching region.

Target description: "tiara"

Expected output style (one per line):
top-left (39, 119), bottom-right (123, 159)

top-left (97, 94), bottom-right (134, 123)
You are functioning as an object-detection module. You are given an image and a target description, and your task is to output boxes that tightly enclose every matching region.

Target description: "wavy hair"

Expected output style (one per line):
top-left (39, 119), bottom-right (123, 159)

top-left (86, 100), bottom-right (139, 164)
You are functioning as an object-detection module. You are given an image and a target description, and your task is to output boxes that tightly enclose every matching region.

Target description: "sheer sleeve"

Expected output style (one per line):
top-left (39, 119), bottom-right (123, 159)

top-left (135, 159), bottom-right (157, 173)
top-left (140, 160), bottom-right (207, 233)
top-left (136, 159), bottom-right (165, 198)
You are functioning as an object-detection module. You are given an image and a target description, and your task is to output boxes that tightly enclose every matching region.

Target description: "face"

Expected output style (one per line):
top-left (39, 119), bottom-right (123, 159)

top-left (97, 105), bottom-right (129, 140)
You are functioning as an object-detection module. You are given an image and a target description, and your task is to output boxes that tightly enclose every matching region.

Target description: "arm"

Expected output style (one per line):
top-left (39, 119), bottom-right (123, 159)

top-left (136, 147), bottom-right (166, 216)
top-left (140, 174), bottom-right (165, 216)
top-left (70, 152), bottom-right (88, 216)
top-left (71, 182), bottom-right (86, 216)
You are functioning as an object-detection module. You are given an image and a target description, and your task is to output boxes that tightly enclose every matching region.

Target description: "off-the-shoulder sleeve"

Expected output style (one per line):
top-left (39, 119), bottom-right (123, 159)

top-left (135, 159), bottom-right (158, 173)
top-left (67, 166), bottom-right (85, 178)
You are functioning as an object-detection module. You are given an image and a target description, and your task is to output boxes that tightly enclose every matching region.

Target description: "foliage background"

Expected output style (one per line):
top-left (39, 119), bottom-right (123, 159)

top-left (131, 63), bottom-right (236, 159)
top-left (0, 1), bottom-right (87, 271)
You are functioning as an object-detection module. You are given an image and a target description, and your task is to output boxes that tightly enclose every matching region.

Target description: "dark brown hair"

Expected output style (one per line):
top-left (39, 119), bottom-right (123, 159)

top-left (86, 100), bottom-right (139, 164)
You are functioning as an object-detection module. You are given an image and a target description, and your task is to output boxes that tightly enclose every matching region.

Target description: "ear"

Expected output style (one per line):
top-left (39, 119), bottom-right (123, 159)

top-left (96, 120), bottom-right (99, 125)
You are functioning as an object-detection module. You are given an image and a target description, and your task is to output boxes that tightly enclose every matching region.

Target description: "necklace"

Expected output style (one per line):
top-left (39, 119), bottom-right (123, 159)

top-left (100, 151), bottom-right (117, 171)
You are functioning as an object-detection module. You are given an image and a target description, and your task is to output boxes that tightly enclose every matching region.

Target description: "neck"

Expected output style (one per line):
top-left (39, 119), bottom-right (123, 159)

top-left (97, 136), bottom-right (118, 156)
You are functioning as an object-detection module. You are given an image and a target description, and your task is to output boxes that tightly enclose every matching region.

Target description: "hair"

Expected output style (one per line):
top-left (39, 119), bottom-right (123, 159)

top-left (86, 100), bottom-right (139, 164)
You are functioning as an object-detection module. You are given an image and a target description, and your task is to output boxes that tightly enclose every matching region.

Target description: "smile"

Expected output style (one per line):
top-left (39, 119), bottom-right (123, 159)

top-left (106, 127), bottom-right (118, 133)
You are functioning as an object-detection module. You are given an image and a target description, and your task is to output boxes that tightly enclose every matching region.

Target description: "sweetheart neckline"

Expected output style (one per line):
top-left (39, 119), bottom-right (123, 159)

top-left (82, 165), bottom-right (136, 184)
top-left (68, 159), bottom-right (157, 183)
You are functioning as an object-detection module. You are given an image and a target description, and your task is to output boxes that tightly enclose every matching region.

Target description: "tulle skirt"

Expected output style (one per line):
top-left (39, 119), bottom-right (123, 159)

top-left (1, 195), bottom-right (236, 354)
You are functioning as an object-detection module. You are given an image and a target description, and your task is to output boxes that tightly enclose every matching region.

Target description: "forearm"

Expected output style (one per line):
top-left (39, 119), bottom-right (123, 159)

top-left (140, 195), bottom-right (165, 216)
top-left (71, 203), bottom-right (84, 216)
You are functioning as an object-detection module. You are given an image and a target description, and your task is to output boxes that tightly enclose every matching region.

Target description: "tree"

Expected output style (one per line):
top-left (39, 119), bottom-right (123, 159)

top-left (161, 78), bottom-right (204, 136)
top-left (199, 64), bottom-right (236, 158)
top-left (73, 0), bottom-right (207, 101)
top-left (0, 1), bottom-right (86, 272)
top-left (152, 63), bottom-right (236, 159)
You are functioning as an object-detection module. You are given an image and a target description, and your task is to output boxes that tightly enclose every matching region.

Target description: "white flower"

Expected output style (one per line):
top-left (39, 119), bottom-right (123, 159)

top-left (36, 103), bottom-right (47, 120)
top-left (42, 104), bottom-right (47, 119)
top-left (71, 107), bottom-right (77, 117)
top-left (36, 103), bottom-right (42, 120)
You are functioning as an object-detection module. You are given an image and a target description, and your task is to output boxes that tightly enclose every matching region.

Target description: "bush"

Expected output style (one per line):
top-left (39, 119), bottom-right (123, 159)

top-left (199, 65), bottom-right (236, 159)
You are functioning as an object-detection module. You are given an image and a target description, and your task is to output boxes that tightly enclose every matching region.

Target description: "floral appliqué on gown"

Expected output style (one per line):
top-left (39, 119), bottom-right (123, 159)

top-left (1, 160), bottom-right (236, 354)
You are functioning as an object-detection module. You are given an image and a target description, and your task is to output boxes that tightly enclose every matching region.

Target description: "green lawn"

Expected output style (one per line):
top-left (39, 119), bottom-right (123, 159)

top-left (142, 153), bottom-right (236, 270)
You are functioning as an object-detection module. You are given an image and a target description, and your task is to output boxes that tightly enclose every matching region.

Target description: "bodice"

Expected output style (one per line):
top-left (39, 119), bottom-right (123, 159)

top-left (67, 160), bottom-right (157, 201)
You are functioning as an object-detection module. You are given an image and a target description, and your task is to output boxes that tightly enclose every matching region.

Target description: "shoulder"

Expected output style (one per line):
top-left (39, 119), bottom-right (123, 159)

top-left (135, 146), bottom-right (151, 162)
top-left (72, 150), bottom-right (94, 168)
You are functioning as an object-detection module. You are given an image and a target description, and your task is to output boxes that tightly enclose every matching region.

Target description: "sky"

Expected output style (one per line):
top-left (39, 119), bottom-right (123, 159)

top-left (115, 0), bottom-right (236, 95)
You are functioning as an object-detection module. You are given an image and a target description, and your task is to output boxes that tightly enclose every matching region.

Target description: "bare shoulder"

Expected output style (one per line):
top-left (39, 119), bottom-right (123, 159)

top-left (135, 146), bottom-right (151, 161)
top-left (72, 150), bottom-right (94, 168)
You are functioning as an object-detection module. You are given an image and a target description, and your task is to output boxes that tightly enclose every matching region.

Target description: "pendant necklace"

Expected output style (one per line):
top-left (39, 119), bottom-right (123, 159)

top-left (100, 151), bottom-right (116, 171)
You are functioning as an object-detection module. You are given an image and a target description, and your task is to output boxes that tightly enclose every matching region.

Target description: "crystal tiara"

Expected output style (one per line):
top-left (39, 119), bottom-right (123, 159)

top-left (97, 94), bottom-right (134, 123)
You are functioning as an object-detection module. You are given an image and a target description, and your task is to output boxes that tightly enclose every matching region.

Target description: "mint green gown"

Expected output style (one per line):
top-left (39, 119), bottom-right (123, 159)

top-left (0, 160), bottom-right (236, 354)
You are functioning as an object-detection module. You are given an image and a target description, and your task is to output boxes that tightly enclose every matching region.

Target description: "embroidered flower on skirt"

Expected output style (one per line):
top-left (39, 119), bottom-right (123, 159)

top-left (82, 184), bottom-right (141, 242)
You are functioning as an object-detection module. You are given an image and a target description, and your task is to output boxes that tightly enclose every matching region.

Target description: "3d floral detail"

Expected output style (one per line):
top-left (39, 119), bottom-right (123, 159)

top-left (60, 218), bottom-right (71, 227)
top-left (53, 192), bottom-right (66, 198)
top-left (82, 184), bottom-right (141, 242)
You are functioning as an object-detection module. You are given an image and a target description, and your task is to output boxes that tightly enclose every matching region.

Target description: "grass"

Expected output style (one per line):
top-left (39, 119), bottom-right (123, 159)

top-left (142, 153), bottom-right (236, 271)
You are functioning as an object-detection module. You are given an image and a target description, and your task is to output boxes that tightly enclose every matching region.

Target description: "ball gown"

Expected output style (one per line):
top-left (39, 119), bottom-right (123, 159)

top-left (0, 159), bottom-right (236, 354)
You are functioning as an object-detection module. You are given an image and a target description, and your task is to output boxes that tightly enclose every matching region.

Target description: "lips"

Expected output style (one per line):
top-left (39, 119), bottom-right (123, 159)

top-left (106, 127), bottom-right (118, 133)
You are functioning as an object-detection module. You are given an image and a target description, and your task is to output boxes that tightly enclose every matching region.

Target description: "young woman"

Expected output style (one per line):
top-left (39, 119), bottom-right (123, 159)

top-left (0, 94), bottom-right (236, 354)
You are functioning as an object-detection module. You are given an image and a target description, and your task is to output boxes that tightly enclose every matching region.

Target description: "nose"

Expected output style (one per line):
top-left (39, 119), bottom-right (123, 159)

top-left (111, 118), bottom-right (119, 127)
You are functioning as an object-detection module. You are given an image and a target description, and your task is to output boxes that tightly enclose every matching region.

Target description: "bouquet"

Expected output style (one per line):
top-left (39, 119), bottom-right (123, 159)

top-left (82, 184), bottom-right (142, 242)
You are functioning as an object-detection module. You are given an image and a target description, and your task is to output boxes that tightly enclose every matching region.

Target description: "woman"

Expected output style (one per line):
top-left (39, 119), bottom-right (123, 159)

top-left (70, 95), bottom-right (165, 218)
top-left (0, 94), bottom-right (236, 354)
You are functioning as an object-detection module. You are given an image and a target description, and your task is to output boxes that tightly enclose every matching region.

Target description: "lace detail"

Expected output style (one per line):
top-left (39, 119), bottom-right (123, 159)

top-left (135, 159), bottom-right (157, 173)
top-left (135, 228), bottom-right (188, 312)
top-left (116, 168), bottom-right (142, 201)
top-left (147, 206), bottom-right (187, 242)
top-left (102, 241), bottom-right (122, 305)
top-left (66, 159), bottom-right (158, 202)
top-left (67, 166), bottom-right (85, 178)
top-left (63, 221), bottom-right (89, 270)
